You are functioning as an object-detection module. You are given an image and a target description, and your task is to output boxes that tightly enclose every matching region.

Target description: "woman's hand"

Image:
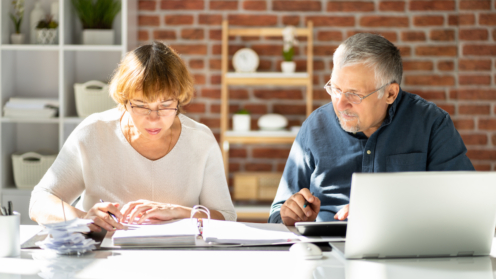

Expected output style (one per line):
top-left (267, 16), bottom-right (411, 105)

top-left (84, 202), bottom-right (124, 232)
top-left (120, 200), bottom-right (186, 224)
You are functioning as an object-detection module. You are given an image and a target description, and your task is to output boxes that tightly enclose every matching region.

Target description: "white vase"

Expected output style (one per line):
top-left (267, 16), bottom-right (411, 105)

top-left (82, 30), bottom-right (114, 45)
top-left (36, 29), bottom-right (57, 45)
top-left (281, 61), bottom-right (296, 74)
top-left (30, 1), bottom-right (46, 44)
top-left (11, 33), bottom-right (24, 44)
top-left (233, 114), bottom-right (251, 131)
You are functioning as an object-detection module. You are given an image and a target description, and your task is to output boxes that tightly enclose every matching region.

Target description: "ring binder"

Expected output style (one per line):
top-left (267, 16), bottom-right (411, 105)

top-left (190, 205), bottom-right (210, 236)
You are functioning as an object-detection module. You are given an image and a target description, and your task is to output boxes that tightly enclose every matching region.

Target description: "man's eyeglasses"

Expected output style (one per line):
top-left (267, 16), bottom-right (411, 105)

top-left (128, 101), bottom-right (178, 117)
top-left (324, 81), bottom-right (391, 104)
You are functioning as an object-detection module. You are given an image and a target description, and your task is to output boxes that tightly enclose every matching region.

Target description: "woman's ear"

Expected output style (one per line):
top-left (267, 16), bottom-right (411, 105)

top-left (385, 83), bottom-right (400, 105)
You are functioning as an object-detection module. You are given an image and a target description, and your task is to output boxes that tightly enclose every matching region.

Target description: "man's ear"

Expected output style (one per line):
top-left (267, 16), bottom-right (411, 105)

top-left (385, 83), bottom-right (400, 105)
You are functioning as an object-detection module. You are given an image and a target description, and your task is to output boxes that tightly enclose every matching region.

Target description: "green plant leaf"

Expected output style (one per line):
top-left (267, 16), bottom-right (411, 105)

top-left (72, 0), bottom-right (120, 29)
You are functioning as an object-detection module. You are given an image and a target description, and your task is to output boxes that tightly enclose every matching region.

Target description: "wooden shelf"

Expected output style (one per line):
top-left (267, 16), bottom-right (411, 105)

top-left (234, 205), bottom-right (271, 220)
top-left (224, 130), bottom-right (296, 144)
top-left (225, 72), bottom-right (309, 85)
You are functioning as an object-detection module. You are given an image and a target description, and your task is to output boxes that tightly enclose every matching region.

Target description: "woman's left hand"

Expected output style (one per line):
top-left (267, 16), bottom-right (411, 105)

top-left (120, 200), bottom-right (185, 224)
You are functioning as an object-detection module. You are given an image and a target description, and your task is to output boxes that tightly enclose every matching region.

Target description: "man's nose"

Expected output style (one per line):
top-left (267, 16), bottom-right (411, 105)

top-left (334, 94), bottom-right (352, 111)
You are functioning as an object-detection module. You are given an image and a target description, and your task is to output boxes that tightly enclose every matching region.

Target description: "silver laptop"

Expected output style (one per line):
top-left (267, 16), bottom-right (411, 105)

top-left (345, 172), bottom-right (496, 259)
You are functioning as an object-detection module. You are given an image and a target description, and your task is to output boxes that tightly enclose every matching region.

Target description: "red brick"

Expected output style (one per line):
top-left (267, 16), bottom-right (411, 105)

top-left (493, 29), bottom-right (496, 41)
top-left (450, 89), bottom-right (496, 100)
top-left (463, 45), bottom-right (496, 55)
top-left (460, 0), bottom-right (491, 10)
top-left (314, 89), bottom-right (332, 100)
top-left (453, 119), bottom-right (475, 130)
top-left (282, 15), bottom-right (300, 25)
top-left (139, 1), bottom-right (156, 10)
top-left (230, 89), bottom-right (249, 99)
top-left (139, 15), bottom-right (160, 26)
top-left (277, 163), bottom-right (286, 172)
top-left (212, 44), bottom-right (244, 55)
top-left (461, 134), bottom-right (488, 145)
top-left (404, 75), bottom-right (455, 86)
top-left (274, 59), bottom-right (323, 72)
top-left (430, 30), bottom-right (455, 41)
top-left (409, 1), bottom-right (455, 11)
top-left (189, 59), bottom-right (204, 69)
top-left (183, 103), bottom-right (206, 113)
top-left (243, 1), bottom-right (267, 10)
top-left (181, 28), bottom-right (204, 40)
top-left (317, 31), bottom-right (343, 42)
top-left (165, 15), bottom-right (194, 25)
top-left (479, 119), bottom-right (496, 130)
top-left (210, 1), bottom-right (237, 10)
top-left (474, 164), bottom-right (492, 171)
top-left (209, 59), bottom-right (221, 70)
top-left (228, 15), bottom-right (277, 26)
top-left (416, 46), bottom-right (457, 56)
top-left (210, 75), bottom-right (221, 85)
top-left (347, 31), bottom-right (397, 42)
top-left (410, 90), bottom-right (446, 100)
top-left (459, 75), bottom-right (491, 85)
top-left (459, 29), bottom-right (489, 41)
top-left (199, 14), bottom-right (223, 25)
top-left (459, 105), bottom-right (491, 115)
top-left (170, 44), bottom-right (207, 55)
top-left (138, 30), bottom-right (149, 41)
top-left (480, 13), bottom-right (496, 25)
top-left (379, 1), bottom-right (405, 11)
top-left (327, 1), bottom-right (374, 12)
top-left (153, 30), bottom-right (176, 40)
top-left (160, 0), bottom-right (204, 10)
top-left (414, 16), bottom-right (444, 26)
top-left (466, 150), bottom-right (496, 160)
top-left (273, 1), bottom-right (321, 11)
top-left (194, 74), bottom-right (206, 85)
top-left (459, 59), bottom-right (492, 71)
top-left (313, 45), bottom-right (339, 56)
top-left (229, 163), bottom-right (240, 172)
top-left (251, 44), bottom-right (288, 56)
top-left (493, 134), bottom-right (496, 145)
top-left (448, 14), bottom-right (475, 25)
top-left (242, 104), bottom-right (267, 114)
top-left (398, 46), bottom-right (411, 57)
top-left (230, 148), bottom-right (247, 158)
top-left (254, 89), bottom-right (303, 100)
top-left (401, 31), bottom-right (426, 42)
top-left (305, 16), bottom-right (355, 27)
top-left (211, 104), bottom-right (239, 114)
top-left (438, 61), bottom-right (454, 71)
top-left (273, 104), bottom-right (306, 115)
top-left (200, 117), bottom-right (220, 128)
top-left (253, 148), bottom-right (291, 159)
top-left (245, 163), bottom-right (272, 172)
top-left (403, 61), bottom-right (433, 71)
top-left (438, 104), bottom-right (455, 115)
top-left (360, 16), bottom-right (408, 27)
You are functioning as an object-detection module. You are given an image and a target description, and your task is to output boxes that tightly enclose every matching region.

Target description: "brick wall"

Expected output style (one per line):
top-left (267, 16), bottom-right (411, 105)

top-left (138, 0), bottom-right (496, 176)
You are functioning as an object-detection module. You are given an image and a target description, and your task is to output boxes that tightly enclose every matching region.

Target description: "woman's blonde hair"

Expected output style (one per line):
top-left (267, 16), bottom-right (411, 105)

top-left (109, 41), bottom-right (194, 113)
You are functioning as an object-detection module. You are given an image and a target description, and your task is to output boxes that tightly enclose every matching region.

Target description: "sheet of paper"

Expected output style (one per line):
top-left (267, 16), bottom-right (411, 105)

top-left (113, 219), bottom-right (199, 239)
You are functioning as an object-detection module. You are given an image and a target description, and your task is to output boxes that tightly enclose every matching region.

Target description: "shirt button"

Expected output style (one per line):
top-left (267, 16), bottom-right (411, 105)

top-left (367, 150), bottom-right (371, 155)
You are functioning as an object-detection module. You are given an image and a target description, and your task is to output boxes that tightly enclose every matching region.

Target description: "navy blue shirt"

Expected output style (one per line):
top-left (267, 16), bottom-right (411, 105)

top-left (268, 89), bottom-right (474, 223)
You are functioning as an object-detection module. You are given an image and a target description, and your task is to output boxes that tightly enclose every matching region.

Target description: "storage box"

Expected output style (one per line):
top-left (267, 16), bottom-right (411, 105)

top-left (12, 151), bottom-right (57, 189)
top-left (233, 172), bottom-right (283, 201)
top-left (74, 80), bottom-right (116, 118)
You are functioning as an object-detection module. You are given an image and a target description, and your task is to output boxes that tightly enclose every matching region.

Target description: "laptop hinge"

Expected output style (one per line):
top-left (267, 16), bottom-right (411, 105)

top-left (457, 251), bottom-right (474, 257)
top-left (362, 254), bottom-right (380, 259)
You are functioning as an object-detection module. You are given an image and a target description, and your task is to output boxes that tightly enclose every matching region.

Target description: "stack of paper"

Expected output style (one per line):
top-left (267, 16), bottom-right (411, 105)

top-left (3, 97), bottom-right (59, 118)
top-left (36, 219), bottom-right (98, 255)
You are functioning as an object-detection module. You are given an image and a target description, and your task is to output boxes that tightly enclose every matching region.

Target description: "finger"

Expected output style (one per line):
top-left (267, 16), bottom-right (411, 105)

top-left (128, 205), bottom-right (152, 225)
top-left (106, 203), bottom-right (123, 221)
top-left (121, 202), bottom-right (143, 223)
top-left (92, 214), bottom-right (115, 231)
top-left (281, 205), bottom-right (301, 225)
top-left (88, 223), bottom-right (102, 233)
top-left (298, 189), bottom-right (315, 204)
top-left (289, 194), bottom-right (311, 220)
top-left (284, 201), bottom-right (307, 221)
top-left (335, 205), bottom-right (349, 221)
top-left (308, 196), bottom-right (321, 218)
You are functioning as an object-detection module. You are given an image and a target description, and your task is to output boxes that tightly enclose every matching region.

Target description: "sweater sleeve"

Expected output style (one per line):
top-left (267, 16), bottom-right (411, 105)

top-left (198, 137), bottom-right (237, 221)
top-left (29, 125), bottom-right (87, 216)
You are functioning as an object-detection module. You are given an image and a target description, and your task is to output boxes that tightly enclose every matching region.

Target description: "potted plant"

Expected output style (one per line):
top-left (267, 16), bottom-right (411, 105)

top-left (233, 109), bottom-right (251, 132)
top-left (71, 0), bottom-right (121, 45)
top-left (281, 26), bottom-right (297, 74)
top-left (36, 15), bottom-right (58, 45)
top-left (10, 0), bottom-right (25, 44)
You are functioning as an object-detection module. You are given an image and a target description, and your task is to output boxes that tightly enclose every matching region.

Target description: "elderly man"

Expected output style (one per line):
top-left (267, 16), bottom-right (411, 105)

top-left (268, 33), bottom-right (474, 225)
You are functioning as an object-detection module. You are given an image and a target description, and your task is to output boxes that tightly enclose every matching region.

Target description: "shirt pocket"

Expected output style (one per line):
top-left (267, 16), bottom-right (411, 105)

top-left (386, 152), bottom-right (427, 172)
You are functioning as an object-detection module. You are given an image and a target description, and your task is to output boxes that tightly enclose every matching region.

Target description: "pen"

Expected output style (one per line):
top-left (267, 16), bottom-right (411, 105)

top-left (0, 206), bottom-right (7, 216)
top-left (7, 201), bottom-right (13, 215)
top-left (304, 192), bottom-right (315, 208)
top-left (99, 199), bottom-right (119, 223)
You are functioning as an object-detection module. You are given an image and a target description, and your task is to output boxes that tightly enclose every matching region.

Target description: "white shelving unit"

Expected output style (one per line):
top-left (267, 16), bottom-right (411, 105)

top-left (0, 0), bottom-right (137, 224)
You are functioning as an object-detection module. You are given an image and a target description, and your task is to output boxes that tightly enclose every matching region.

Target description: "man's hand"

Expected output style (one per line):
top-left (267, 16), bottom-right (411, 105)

top-left (280, 189), bottom-right (320, 226)
top-left (334, 204), bottom-right (349, 220)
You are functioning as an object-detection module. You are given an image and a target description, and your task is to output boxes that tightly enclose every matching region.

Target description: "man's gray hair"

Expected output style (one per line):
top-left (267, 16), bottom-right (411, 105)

top-left (332, 33), bottom-right (402, 98)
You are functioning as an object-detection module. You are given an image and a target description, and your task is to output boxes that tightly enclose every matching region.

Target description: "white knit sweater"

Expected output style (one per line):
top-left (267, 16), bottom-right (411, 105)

top-left (30, 109), bottom-right (236, 221)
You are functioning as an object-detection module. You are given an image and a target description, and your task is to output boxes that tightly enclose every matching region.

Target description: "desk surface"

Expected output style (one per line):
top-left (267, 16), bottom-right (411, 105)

top-left (1, 225), bottom-right (496, 279)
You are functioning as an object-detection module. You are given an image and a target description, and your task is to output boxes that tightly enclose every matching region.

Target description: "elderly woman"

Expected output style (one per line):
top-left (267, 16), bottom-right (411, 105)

top-left (30, 42), bottom-right (236, 232)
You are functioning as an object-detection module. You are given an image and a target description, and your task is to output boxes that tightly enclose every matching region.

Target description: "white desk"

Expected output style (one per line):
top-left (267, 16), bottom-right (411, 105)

top-left (1, 225), bottom-right (495, 279)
